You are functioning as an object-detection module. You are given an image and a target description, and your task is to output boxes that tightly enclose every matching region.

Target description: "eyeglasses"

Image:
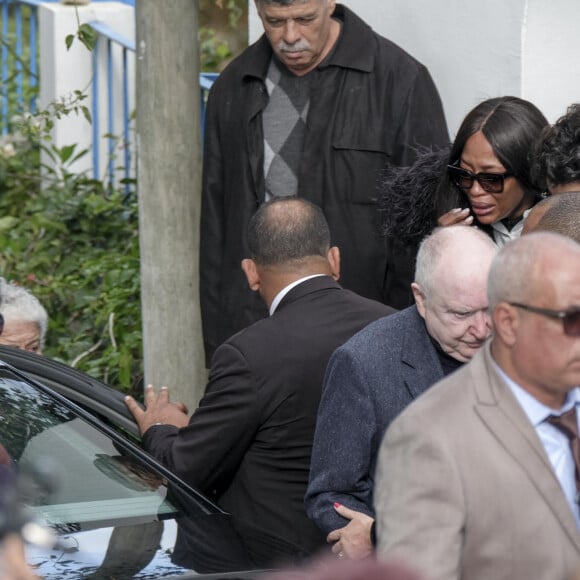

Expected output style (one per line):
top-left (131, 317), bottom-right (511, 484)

top-left (0, 313), bottom-right (3, 335)
top-left (447, 165), bottom-right (514, 194)
top-left (509, 302), bottom-right (580, 336)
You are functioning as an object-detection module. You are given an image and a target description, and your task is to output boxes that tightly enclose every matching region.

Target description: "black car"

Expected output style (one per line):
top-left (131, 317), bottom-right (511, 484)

top-left (0, 346), bottom-right (272, 579)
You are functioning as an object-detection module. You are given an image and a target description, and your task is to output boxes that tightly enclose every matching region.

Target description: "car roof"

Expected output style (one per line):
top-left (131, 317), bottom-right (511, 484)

top-left (0, 345), bottom-right (140, 437)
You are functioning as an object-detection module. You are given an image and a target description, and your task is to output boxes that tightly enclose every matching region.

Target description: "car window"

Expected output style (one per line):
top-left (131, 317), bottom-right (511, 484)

top-left (0, 367), bottom-right (255, 578)
top-left (0, 372), bottom-right (175, 528)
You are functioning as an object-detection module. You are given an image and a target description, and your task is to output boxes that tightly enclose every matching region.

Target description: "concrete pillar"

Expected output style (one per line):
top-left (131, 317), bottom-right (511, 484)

top-left (136, 0), bottom-right (206, 410)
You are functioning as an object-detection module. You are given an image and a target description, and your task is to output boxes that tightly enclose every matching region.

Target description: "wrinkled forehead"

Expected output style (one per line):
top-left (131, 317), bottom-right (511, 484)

top-left (435, 246), bottom-right (494, 287)
top-left (429, 284), bottom-right (489, 313)
top-left (538, 254), bottom-right (580, 307)
top-left (0, 319), bottom-right (41, 340)
top-left (429, 262), bottom-right (491, 308)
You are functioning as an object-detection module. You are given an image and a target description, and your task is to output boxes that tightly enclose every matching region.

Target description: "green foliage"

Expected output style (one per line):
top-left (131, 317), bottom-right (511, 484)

top-left (66, 23), bottom-right (98, 52)
top-left (19, 90), bottom-right (92, 142)
top-left (0, 0), bottom-right (248, 399)
top-left (64, 3), bottom-right (99, 52)
top-left (201, 0), bottom-right (245, 28)
top-left (1, 9), bottom-right (142, 396)
top-left (0, 135), bottom-right (143, 399)
top-left (221, 0), bottom-right (245, 29)
top-left (200, 27), bottom-right (233, 71)
top-left (200, 0), bottom-right (247, 71)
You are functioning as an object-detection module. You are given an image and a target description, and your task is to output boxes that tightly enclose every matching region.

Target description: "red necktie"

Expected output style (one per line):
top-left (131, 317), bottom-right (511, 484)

top-left (547, 407), bottom-right (580, 495)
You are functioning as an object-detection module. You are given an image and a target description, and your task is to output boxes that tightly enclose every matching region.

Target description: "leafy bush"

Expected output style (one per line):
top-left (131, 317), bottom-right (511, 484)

top-left (0, 135), bottom-right (143, 398)
top-left (0, 0), bottom-right (248, 398)
top-left (200, 0), bottom-right (247, 71)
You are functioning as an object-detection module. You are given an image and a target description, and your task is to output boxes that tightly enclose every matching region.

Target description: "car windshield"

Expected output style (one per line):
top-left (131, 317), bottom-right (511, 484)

top-left (0, 367), bottom-right (254, 578)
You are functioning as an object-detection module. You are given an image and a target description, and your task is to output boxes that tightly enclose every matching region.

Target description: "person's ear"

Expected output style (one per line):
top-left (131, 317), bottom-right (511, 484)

top-left (327, 246), bottom-right (340, 280)
top-left (492, 303), bottom-right (518, 347)
top-left (241, 259), bottom-right (260, 292)
top-left (411, 282), bottom-right (427, 319)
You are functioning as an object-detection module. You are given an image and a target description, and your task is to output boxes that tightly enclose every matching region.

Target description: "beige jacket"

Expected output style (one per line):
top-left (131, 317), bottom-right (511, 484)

top-left (375, 341), bottom-right (580, 580)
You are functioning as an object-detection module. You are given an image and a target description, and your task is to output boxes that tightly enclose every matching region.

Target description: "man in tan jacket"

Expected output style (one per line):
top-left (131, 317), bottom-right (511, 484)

top-left (375, 232), bottom-right (580, 580)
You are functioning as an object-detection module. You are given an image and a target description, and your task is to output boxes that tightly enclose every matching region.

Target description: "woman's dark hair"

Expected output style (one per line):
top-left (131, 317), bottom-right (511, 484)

top-left (434, 96), bottom-right (549, 217)
top-left (380, 97), bottom-right (549, 246)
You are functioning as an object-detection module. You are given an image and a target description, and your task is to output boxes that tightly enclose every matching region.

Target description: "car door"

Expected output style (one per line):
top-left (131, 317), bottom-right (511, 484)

top-left (0, 362), bottom-right (258, 579)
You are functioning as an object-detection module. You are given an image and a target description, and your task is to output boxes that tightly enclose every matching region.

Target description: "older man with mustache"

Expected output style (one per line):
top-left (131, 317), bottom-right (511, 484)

top-left (199, 0), bottom-right (448, 366)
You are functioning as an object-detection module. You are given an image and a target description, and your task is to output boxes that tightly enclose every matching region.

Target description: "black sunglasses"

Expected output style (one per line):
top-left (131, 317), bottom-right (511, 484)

top-left (0, 313), bottom-right (3, 335)
top-left (509, 303), bottom-right (580, 337)
top-left (447, 164), bottom-right (514, 194)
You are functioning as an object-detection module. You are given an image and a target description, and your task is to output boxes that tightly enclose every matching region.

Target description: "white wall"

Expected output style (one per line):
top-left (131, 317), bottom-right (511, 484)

top-left (249, 1), bottom-right (580, 137)
top-left (523, 0), bottom-right (580, 124)
top-left (39, 2), bottom-right (135, 179)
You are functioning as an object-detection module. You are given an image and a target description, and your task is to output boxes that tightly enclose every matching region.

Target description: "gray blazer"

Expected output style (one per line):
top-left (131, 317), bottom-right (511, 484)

top-left (375, 341), bottom-right (580, 580)
top-left (305, 305), bottom-right (443, 534)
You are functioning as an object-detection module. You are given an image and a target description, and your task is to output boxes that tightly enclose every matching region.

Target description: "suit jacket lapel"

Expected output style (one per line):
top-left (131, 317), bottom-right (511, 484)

top-left (473, 343), bottom-right (580, 551)
top-left (400, 307), bottom-right (444, 399)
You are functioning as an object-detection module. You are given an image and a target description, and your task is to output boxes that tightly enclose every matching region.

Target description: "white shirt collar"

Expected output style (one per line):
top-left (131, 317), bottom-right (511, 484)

top-left (491, 207), bottom-right (533, 247)
top-left (269, 274), bottom-right (326, 316)
top-left (492, 359), bottom-right (580, 426)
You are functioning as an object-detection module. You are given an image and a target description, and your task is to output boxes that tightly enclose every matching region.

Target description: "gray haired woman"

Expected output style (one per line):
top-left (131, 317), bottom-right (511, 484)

top-left (0, 278), bottom-right (48, 354)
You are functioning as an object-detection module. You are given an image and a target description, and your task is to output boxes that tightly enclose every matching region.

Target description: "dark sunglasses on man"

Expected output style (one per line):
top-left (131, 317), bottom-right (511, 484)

top-left (447, 164), bottom-right (514, 194)
top-left (509, 303), bottom-right (580, 337)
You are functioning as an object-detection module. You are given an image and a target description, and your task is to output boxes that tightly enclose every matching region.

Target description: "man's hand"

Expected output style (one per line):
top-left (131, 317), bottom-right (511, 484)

top-left (125, 384), bottom-right (189, 435)
top-left (327, 502), bottom-right (374, 560)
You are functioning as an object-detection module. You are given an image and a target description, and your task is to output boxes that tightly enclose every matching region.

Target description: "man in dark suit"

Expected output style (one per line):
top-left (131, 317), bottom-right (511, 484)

top-left (125, 198), bottom-right (393, 567)
top-left (375, 232), bottom-right (580, 580)
top-left (305, 225), bottom-right (498, 559)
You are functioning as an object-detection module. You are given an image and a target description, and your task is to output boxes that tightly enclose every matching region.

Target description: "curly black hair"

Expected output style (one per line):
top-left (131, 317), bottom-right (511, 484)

top-left (531, 103), bottom-right (580, 192)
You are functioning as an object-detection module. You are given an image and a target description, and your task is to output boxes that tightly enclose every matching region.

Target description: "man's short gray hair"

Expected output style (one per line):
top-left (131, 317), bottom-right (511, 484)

top-left (414, 226), bottom-right (497, 299)
top-left (0, 278), bottom-right (49, 347)
top-left (487, 232), bottom-right (578, 312)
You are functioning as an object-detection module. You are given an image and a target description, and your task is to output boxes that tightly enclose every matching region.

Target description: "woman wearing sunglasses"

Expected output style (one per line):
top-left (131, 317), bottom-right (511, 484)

top-left (381, 97), bottom-right (549, 250)
top-left (435, 96), bottom-right (549, 246)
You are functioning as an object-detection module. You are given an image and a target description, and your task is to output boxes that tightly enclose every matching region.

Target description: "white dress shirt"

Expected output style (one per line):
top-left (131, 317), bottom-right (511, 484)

top-left (491, 207), bottom-right (533, 247)
top-left (494, 362), bottom-right (580, 529)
